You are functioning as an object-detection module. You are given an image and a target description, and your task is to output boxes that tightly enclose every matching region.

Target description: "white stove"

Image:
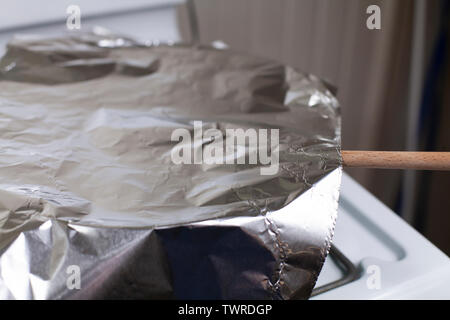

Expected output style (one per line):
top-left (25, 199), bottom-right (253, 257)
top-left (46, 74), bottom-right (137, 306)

top-left (313, 172), bottom-right (450, 299)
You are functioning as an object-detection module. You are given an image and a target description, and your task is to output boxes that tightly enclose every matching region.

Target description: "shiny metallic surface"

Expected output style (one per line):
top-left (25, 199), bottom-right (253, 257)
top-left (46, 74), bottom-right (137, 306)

top-left (0, 31), bottom-right (342, 299)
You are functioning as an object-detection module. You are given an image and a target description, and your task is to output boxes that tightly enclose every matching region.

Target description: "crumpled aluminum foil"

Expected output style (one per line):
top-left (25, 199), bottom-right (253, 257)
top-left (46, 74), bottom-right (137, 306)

top-left (0, 30), bottom-right (341, 299)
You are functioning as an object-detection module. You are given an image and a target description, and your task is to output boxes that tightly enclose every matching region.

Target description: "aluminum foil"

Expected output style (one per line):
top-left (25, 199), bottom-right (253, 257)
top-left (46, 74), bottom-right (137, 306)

top-left (0, 30), bottom-right (342, 299)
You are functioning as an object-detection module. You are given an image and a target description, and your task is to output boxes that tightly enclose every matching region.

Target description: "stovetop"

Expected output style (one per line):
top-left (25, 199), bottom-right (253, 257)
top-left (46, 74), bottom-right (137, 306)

top-left (312, 172), bottom-right (450, 299)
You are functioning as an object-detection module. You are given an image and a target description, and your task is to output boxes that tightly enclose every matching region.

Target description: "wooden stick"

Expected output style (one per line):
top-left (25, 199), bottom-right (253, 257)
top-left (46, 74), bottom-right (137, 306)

top-left (341, 151), bottom-right (450, 171)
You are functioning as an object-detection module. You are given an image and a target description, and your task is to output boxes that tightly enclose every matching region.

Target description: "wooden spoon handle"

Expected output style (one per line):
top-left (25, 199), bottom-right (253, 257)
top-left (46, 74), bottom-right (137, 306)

top-left (341, 151), bottom-right (450, 171)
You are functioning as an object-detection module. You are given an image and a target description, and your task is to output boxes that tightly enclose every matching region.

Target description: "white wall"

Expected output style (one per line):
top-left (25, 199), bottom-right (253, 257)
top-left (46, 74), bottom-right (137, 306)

top-left (0, 0), bottom-right (183, 55)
